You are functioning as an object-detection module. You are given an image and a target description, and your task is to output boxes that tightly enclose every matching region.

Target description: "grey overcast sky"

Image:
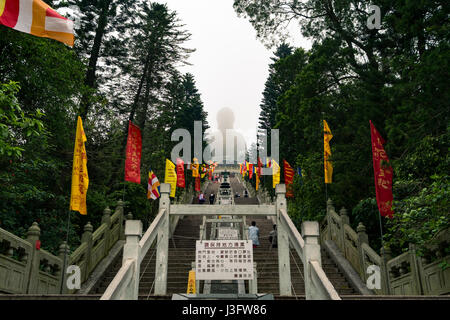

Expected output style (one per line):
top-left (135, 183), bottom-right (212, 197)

top-left (163, 0), bottom-right (311, 146)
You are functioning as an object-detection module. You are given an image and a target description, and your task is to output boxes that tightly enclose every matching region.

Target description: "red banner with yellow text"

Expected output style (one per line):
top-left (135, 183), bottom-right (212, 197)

top-left (284, 160), bottom-right (295, 198)
top-left (125, 121), bottom-right (142, 184)
top-left (370, 121), bottom-right (394, 218)
top-left (176, 158), bottom-right (185, 188)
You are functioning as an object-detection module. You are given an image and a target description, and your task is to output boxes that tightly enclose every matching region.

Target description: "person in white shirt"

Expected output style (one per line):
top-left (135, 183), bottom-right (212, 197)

top-left (248, 221), bottom-right (260, 248)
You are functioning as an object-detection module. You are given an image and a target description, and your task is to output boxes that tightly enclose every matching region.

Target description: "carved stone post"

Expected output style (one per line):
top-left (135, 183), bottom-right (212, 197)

top-left (326, 199), bottom-right (334, 240)
top-left (123, 220), bottom-right (142, 300)
top-left (82, 222), bottom-right (93, 280)
top-left (356, 222), bottom-right (369, 278)
top-left (116, 200), bottom-right (125, 240)
top-left (155, 183), bottom-right (170, 295)
top-left (302, 221), bottom-right (322, 300)
top-left (276, 184), bottom-right (291, 296)
top-left (102, 207), bottom-right (112, 253)
top-left (380, 246), bottom-right (392, 295)
top-left (339, 207), bottom-right (349, 255)
top-left (26, 222), bottom-right (41, 293)
top-left (409, 243), bottom-right (424, 295)
top-left (58, 241), bottom-right (70, 293)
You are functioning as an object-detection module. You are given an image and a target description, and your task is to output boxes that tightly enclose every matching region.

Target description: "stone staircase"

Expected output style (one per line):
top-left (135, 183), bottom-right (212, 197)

top-left (91, 179), bottom-right (358, 299)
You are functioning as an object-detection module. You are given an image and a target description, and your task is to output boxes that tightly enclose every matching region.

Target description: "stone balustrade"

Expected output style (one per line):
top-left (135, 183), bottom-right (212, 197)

top-left (0, 201), bottom-right (125, 294)
top-left (320, 199), bottom-right (450, 295)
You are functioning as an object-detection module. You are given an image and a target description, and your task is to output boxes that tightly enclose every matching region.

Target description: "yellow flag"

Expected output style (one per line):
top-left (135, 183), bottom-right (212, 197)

top-left (164, 159), bottom-right (177, 198)
top-left (70, 116), bottom-right (89, 215)
top-left (272, 159), bottom-right (280, 188)
top-left (324, 120), bottom-right (333, 184)
top-left (192, 157), bottom-right (199, 177)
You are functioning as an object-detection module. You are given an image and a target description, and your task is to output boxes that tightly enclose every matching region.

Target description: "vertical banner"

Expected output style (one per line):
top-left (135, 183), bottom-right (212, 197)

top-left (255, 168), bottom-right (260, 191)
top-left (284, 160), bottom-right (295, 198)
top-left (324, 120), bottom-right (333, 184)
top-left (176, 158), bottom-right (185, 188)
top-left (370, 121), bottom-right (394, 218)
top-left (164, 159), bottom-right (177, 198)
top-left (272, 159), bottom-right (280, 188)
top-left (248, 164), bottom-right (254, 180)
top-left (195, 176), bottom-right (201, 192)
top-left (70, 116), bottom-right (89, 215)
top-left (192, 157), bottom-right (199, 177)
top-left (125, 121), bottom-right (142, 184)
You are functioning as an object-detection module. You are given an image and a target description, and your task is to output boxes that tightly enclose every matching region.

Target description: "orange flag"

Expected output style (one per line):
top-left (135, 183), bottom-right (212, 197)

top-left (0, 0), bottom-right (75, 46)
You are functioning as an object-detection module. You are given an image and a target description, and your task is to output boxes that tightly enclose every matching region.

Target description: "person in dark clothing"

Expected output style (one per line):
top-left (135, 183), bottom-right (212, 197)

top-left (209, 193), bottom-right (215, 204)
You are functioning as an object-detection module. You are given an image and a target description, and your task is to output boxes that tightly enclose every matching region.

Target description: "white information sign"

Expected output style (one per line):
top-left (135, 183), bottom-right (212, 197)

top-left (217, 228), bottom-right (239, 240)
top-left (195, 240), bottom-right (254, 280)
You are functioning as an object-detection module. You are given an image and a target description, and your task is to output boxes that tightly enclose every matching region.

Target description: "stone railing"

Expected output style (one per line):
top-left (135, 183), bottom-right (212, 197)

top-left (0, 201), bottom-right (125, 294)
top-left (320, 199), bottom-right (450, 295)
top-left (277, 193), bottom-right (340, 300)
top-left (101, 185), bottom-right (170, 300)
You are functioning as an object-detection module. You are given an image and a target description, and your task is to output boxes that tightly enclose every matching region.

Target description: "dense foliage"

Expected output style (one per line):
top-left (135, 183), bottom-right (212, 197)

top-left (0, 2), bottom-right (208, 254)
top-left (236, 0), bottom-right (449, 255)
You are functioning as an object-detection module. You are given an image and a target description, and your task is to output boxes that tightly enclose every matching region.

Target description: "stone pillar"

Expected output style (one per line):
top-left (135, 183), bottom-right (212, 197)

top-left (116, 200), bottom-right (125, 240)
top-left (58, 241), bottom-right (70, 293)
top-left (155, 183), bottom-right (170, 295)
top-left (380, 246), bottom-right (392, 295)
top-left (26, 222), bottom-right (41, 294)
top-left (409, 243), bottom-right (423, 295)
top-left (326, 199), bottom-right (334, 240)
top-left (102, 207), bottom-right (112, 252)
top-left (276, 184), bottom-right (291, 296)
top-left (123, 220), bottom-right (142, 300)
top-left (82, 222), bottom-right (93, 280)
top-left (356, 222), bottom-right (368, 277)
top-left (339, 207), bottom-right (348, 253)
top-left (302, 221), bottom-right (322, 300)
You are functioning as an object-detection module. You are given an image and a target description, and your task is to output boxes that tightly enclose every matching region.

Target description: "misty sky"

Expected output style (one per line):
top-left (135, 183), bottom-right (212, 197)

top-left (164, 0), bottom-right (311, 146)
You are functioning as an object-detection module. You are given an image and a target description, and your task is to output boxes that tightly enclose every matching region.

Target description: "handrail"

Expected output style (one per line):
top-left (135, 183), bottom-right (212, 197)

top-left (139, 208), bottom-right (166, 264)
top-left (279, 208), bottom-right (305, 263)
top-left (278, 208), bottom-right (340, 300)
top-left (100, 259), bottom-right (135, 300)
top-left (310, 260), bottom-right (341, 300)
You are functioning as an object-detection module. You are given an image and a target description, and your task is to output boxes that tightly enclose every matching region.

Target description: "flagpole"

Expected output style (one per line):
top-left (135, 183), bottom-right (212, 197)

top-left (60, 209), bottom-right (71, 294)
top-left (322, 112), bottom-right (328, 204)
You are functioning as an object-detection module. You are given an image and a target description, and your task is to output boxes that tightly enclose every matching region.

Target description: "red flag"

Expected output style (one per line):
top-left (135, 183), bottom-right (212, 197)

top-left (370, 121), bottom-right (394, 218)
top-left (125, 121), bottom-right (142, 184)
top-left (176, 158), bottom-right (185, 188)
top-left (284, 160), bottom-right (295, 198)
top-left (195, 176), bottom-right (201, 192)
top-left (249, 164), bottom-right (254, 180)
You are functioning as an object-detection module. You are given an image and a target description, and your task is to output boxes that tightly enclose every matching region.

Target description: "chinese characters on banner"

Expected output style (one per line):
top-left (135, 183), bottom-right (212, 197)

top-left (70, 116), bottom-right (89, 215)
top-left (176, 158), bottom-right (185, 188)
top-left (195, 240), bottom-right (254, 280)
top-left (370, 121), bottom-right (394, 218)
top-left (125, 121), bottom-right (142, 184)
top-left (164, 159), bottom-right (177, 198)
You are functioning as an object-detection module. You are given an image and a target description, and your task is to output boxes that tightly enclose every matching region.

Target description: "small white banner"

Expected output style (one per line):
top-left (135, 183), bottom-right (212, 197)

top-left (195, 240), bottom-right (254, 280)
